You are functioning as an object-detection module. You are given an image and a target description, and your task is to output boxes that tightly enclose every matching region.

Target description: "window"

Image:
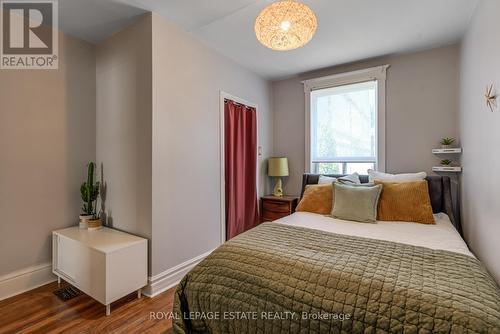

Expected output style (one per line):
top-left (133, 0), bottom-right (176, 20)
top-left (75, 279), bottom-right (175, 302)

top-left (310, 81), bottom-right (376, 174)
top-left (304, 65), bottom-right (387, 175)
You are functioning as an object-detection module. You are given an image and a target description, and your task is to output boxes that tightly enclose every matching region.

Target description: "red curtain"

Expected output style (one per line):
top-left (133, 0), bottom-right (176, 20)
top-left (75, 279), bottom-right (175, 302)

top-left (224, 99), bottom-right (259, 240)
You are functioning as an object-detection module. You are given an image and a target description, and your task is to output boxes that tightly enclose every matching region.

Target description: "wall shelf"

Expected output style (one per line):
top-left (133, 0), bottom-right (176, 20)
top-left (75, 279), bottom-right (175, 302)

top-left (432, 148), bottom-right (462, 154)
top-left (432, 166), bottom-right (462, 173)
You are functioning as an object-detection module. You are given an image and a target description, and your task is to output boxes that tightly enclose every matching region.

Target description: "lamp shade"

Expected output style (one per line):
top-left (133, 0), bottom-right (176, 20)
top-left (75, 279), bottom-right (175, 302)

top-left (268, 157), bottom-right (289, 177)
top-left (255, 0), bottom-right (317, 51)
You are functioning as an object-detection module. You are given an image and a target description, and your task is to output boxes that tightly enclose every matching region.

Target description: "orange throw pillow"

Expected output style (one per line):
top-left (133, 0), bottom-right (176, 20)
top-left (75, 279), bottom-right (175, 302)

top-left (375, 180), bottom-right (435, 224)
top-left (296, 184), bottom-right (333, 215)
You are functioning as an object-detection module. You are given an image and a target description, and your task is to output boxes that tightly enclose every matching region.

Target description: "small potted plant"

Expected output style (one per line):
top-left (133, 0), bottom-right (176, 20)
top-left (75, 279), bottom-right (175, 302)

top-left (440, 159), bottom-right (453, 166)
top-left (80, 162), bottom-right (101, 229)
top-left (440, 137), bottom-right (455, 149)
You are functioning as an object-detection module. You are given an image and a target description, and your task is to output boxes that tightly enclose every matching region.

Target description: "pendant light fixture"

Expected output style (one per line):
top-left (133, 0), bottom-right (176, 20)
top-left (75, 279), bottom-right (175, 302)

top-left (255, 0), bottom-right (317, 51)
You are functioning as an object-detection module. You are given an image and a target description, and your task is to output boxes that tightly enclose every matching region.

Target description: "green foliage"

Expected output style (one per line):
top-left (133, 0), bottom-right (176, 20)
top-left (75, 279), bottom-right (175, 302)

top-left (80, 162), bottom-right (100, 217)
top-left (317, 163), bottom-right (342, 174)
top-left (440, 137), bottom-right (455, 145)
top-left (440, 159), bottom-right (452, 166)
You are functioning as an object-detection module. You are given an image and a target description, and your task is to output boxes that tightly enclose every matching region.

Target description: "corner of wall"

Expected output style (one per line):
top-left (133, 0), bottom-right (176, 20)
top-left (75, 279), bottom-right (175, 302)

top-left (96, 13), bottom-right (153, 273)
top-left (457, 0), bottom-right (500, 284)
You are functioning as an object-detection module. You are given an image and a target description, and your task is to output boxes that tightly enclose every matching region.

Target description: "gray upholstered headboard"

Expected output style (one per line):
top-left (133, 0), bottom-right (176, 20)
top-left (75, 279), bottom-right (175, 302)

top-left (301, 174), bottom-right (462, 234)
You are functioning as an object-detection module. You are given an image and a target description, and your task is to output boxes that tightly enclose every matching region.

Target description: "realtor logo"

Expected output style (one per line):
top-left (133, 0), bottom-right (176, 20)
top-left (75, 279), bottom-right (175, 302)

top-left (1, 0), bottom-right (58, 69)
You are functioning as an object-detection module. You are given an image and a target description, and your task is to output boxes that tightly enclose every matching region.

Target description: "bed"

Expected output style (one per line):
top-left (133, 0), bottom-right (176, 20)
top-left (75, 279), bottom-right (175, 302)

top-left (173, 174), bottom-right (500, 333)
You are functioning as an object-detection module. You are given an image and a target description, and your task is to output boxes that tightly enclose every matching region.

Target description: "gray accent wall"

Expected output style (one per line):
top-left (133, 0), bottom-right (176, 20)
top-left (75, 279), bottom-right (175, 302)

top-left (96, 15), bottom-right (153, 270)
top-left (0, 32), bottom-right (96, 276)
top-left (151, 14), bottom-right (273, 276)
top-left (94, 13), bottom-right (273, 278)
top-left (459, 0), bottom-right (500, 284)
top-left (272, 45), bottom-right (460, 196)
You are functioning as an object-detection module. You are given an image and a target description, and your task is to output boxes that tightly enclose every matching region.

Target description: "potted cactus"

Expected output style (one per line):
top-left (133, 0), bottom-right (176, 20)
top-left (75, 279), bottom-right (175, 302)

top-left (79, 162), bottom-right (101, 229)
top-left (440, 137), bottom-right (455, 149)
top-left (440, 159), bottom-right (453, 166)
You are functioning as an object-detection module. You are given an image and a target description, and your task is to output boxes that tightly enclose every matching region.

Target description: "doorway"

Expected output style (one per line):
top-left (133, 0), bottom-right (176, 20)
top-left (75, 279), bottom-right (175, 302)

top-left (219, 92), bottom-right (259, 242)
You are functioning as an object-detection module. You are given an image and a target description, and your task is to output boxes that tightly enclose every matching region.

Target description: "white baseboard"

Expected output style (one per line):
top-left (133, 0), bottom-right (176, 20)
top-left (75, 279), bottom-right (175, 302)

top-left (142, 249), bottom-right (214, 298)
top-left (0, 263), bottom-right (56, 301)
top-left (0, 250), bottom-right (214, 301)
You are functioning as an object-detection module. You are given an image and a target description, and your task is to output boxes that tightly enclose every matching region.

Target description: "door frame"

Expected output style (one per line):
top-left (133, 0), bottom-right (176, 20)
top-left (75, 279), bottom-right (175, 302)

top-left (219, 91), bottom-right (259, 244)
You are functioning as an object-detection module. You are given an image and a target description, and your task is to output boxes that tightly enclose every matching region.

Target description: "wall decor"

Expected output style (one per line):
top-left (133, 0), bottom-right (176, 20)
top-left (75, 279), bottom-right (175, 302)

top-left (485, 84), bottom-right (497, 112)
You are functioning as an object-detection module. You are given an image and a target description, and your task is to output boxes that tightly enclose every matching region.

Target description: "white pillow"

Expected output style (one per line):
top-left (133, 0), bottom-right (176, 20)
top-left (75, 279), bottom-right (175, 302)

top-left (339, 172), bottom-right (361, 184)
top-left (367, 169), bottom-right (426, 183)
top-left (318, 175), bottom-right (336, 184)
top-left (318, 173), bottom-right (361, 185)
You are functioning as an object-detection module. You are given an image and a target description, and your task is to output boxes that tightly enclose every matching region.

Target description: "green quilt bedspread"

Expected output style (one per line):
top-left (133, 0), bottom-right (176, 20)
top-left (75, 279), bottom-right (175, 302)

top-left (173, 223), bottom-right (500, 333)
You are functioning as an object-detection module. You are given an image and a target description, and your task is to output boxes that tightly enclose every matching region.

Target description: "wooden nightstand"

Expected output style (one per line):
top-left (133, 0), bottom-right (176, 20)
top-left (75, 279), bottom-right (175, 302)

top-left (260, 195), bottom-right (298, 222)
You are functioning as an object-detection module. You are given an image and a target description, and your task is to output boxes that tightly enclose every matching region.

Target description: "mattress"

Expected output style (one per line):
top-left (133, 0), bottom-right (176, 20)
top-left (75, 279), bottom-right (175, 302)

top-left (273, 212), bottom-right (473, 257)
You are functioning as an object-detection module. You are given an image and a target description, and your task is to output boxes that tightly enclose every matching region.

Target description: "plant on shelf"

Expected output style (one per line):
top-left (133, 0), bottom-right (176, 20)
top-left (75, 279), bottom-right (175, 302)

top-left (440, 137), bottom-right (455, 149)
top-left (79, 162), bottom-right (101, 229)
top-left (440, 159), bottom-right (453, 166)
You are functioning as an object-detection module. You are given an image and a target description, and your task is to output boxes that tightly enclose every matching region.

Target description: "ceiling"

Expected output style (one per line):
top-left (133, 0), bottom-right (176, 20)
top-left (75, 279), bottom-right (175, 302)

top-left (59, 0), bottom-right (479, 80)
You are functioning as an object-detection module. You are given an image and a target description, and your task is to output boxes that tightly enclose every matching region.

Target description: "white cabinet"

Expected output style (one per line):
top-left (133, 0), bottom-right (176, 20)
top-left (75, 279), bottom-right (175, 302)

top-left (52, 227), bottom-right (147, 315)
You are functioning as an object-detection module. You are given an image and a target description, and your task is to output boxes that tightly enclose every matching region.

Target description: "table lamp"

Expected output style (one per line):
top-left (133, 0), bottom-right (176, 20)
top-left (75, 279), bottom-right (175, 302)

top-left (268, 157), bottom-right (289, 197)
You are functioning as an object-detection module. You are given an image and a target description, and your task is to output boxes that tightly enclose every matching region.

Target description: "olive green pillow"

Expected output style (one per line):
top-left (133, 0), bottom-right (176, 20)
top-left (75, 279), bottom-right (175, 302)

top-left (331, 182), bottom-right (383, 223)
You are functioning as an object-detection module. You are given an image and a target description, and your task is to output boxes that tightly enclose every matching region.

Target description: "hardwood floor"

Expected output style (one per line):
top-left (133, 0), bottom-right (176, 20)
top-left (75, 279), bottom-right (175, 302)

top-left (0, 282), bottom-right (175, 334)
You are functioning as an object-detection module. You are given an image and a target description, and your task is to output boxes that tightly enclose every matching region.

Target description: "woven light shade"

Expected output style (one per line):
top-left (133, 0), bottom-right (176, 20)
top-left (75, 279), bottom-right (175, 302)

top-left (255, 0), bottom-right (317, 51)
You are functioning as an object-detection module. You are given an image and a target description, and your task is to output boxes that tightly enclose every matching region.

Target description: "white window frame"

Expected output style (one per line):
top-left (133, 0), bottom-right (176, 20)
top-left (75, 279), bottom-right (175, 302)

top-left (303, 65), bottom-right (389, 173)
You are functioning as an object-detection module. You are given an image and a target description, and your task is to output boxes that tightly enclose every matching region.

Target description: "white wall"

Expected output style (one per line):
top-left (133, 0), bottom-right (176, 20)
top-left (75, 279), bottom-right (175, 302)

top-left (459, 0), bottom-right (500, 284)
top-left (151, 14), bottom-right (273, 276)
top-left (273, 45), bottom-right (460, 195)
top-left (96, 15), bottom-right (153, 270)
top-left (0, 32), bottom-right (96, 276)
